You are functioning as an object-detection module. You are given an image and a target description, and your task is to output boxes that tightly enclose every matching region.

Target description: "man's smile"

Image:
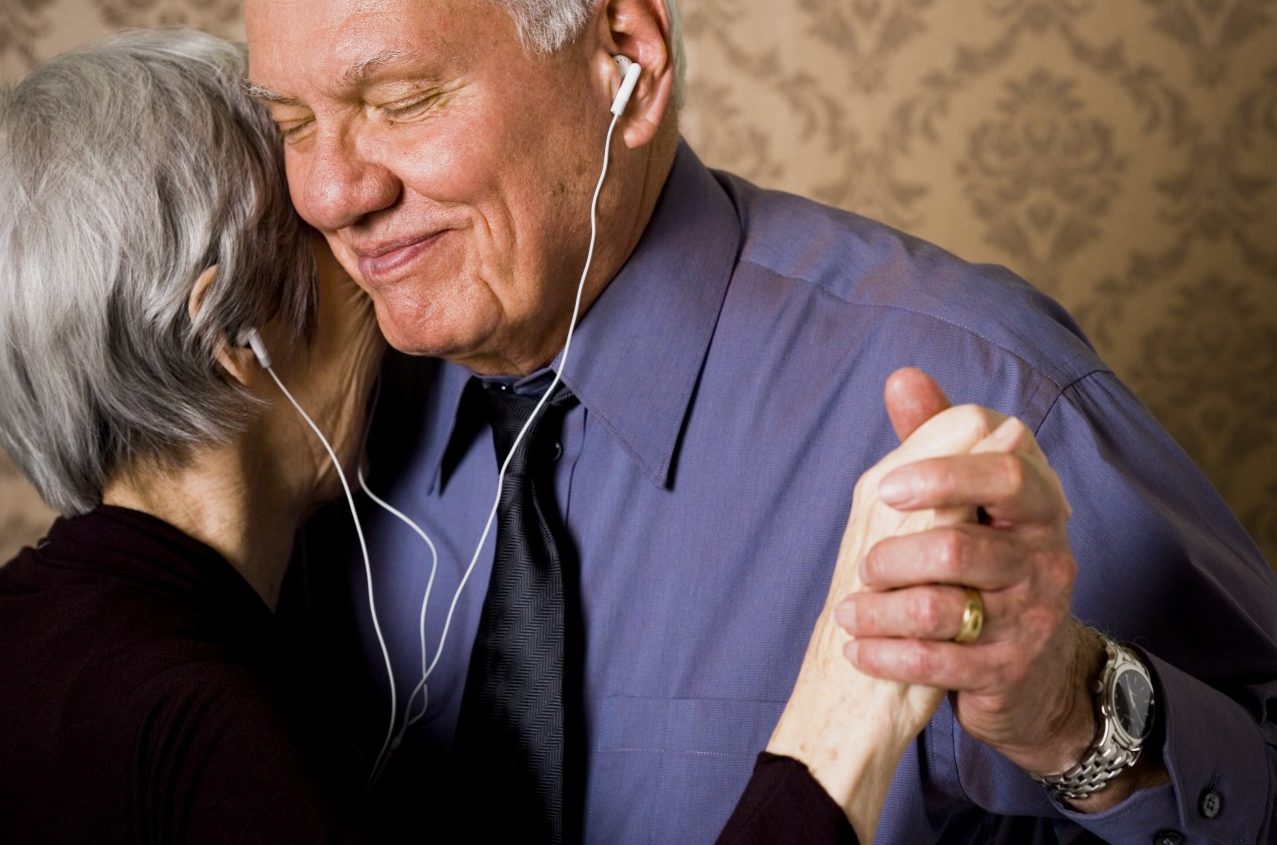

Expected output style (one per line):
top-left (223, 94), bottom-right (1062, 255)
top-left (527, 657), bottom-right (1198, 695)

top-left (353, 229), bottom-right (452, 286)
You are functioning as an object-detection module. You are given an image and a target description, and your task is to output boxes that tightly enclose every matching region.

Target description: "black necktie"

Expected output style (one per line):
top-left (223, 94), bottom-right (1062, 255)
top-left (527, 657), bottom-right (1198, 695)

top-left (453, 378), bottom-right (579, 844)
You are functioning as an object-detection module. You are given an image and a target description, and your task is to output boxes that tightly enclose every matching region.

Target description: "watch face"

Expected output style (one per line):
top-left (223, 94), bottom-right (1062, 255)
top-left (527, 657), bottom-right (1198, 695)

top-left (1114, 668), bottom-right (1154, 741)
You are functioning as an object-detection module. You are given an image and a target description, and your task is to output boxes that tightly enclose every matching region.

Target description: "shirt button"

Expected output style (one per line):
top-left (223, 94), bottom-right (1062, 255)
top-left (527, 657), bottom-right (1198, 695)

top-left (552, 442), bottom-right (563, 461)
top-left (1199, 788), bottom-right (1223, 819)
top-left (1153, 831), bottom-right (1184, 845)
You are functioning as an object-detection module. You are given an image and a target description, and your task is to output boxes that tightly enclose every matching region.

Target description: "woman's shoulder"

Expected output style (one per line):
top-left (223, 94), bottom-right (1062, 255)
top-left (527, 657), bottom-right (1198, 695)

top-left (0, 528), bottom-right (341, 842)
top-left (0, 571), bottom-right (355, 843)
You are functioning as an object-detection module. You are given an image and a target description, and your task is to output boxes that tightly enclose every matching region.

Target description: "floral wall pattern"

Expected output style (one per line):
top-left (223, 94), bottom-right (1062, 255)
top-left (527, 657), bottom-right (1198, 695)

top-left (1, 0), bottom-right (1275, 568)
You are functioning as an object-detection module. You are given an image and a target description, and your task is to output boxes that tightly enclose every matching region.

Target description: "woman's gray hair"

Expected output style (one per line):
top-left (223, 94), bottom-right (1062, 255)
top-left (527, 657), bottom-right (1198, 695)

top-left (491, 0), bottom-right (685, 107)
top-left (0, 29), bottom-right (315, 515)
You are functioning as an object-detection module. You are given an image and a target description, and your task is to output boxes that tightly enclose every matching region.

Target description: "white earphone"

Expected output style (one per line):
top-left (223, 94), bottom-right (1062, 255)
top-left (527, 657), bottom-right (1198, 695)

top-left (611, 55), bottom-right (642, 116)
top-left (245, 328), bottom-right (272, 369)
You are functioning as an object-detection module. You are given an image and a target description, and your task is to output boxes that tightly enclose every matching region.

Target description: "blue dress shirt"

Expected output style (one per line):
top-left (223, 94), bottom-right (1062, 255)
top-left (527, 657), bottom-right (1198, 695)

top-left (321, 143), bottom-right (1277, 843)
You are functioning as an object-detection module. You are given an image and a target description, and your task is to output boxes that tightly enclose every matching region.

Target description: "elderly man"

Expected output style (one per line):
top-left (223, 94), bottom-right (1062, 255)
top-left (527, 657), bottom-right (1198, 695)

top-left (246, 0), bottom-right (1277, 842)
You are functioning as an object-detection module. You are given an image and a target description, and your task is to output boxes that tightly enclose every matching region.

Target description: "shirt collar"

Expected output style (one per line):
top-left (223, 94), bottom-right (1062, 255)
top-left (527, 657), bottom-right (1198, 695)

top-left (555, 142), bottom-right (740, 487)
top-left (416, 141), bottom-right (741, 491)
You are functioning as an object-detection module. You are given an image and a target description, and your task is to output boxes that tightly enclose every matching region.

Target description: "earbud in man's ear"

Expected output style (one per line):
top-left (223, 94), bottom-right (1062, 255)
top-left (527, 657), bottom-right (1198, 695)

top-left (611, 55), bottom-right (641, 116)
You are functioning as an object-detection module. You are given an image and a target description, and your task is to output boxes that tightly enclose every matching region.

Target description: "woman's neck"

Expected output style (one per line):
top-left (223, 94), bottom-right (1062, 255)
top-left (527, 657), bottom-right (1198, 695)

top-left (101, 438), bottom-right (308, 610)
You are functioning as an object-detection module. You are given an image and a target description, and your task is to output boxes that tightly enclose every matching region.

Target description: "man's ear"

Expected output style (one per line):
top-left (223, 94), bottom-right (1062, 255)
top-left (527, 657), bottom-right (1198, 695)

top-left (595, 0), bottom-right (675, 149)
top-left (187, 265), bottom-right (258, 387)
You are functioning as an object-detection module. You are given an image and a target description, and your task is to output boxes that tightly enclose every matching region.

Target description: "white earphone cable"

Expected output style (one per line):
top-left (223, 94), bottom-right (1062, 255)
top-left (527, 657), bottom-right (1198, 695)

top-left (421, 109), bottom-right (620, 683)
top-left (365, 108), bottom-right (624, 784)
top-left (262, 366), bottom-right (398, 790)
top-left (357, 467), bottom-right (438, 726)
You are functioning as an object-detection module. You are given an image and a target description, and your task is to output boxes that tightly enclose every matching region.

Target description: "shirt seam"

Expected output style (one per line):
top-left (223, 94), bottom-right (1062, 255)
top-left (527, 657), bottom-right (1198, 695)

top-left (1028, 370), bottom-right (1119, 436)
top-left (738, 254), bottom-right (1109, 400)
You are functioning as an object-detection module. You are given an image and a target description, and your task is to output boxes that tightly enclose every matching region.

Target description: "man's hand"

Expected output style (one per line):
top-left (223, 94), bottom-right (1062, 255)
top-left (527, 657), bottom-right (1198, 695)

top-left (836, 368), bottom-right (1165, 811)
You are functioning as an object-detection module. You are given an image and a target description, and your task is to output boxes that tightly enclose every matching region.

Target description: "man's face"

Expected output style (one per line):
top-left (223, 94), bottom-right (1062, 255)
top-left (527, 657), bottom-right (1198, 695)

top-left (246, 0), bottom-right (614, 373)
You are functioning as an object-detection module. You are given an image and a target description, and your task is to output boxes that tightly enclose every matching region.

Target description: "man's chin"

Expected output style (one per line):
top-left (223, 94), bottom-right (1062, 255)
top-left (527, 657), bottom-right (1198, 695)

top-left (379, 332), bottom-right (451, 360)
top-left (369, 303), bottom-right (445, 357)
top-left (371, 306), bottom-right (533, 375)
top-left (374, 316), bottom-right (480, 364)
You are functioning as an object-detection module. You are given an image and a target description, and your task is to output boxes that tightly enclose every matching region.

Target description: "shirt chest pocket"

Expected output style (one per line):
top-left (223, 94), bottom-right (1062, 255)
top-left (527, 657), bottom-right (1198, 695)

top-left (584, 695), bottom-right (786, 845)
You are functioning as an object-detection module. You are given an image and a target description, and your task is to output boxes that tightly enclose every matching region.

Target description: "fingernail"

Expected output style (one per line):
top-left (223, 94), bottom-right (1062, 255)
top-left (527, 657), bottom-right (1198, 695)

top-left (835, 600), bottom-right (856, 631)
top-left (879, 469), bottom-right (919, 505)
top-left (843, 640), bottom-right (860, 664)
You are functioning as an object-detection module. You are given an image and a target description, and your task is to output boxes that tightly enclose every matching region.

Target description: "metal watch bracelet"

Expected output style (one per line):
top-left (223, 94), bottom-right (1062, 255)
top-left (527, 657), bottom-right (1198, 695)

top-left (1031, 741), bottom-right (1142, 801)
top-left (1030, 637), bottom-right (1152, 802)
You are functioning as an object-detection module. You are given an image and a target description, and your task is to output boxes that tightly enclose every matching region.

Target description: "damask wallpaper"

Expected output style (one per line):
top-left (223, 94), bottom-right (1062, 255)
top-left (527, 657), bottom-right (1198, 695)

top-left (2, 0), bottom-right (1275, 568)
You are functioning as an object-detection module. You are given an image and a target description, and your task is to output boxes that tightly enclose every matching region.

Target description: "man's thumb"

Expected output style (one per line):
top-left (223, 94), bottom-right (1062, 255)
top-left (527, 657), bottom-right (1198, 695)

top-left (884, 367), bottom-right (952, 443)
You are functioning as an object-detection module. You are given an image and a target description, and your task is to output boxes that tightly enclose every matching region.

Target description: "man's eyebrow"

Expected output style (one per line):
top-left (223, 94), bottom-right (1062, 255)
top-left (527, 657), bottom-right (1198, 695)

top-left (243, 81), bottom-right (301, 106)
top-left (341, 50), bottom-right (420, 86)
top-left (241, 51), bottom-right (428, 106)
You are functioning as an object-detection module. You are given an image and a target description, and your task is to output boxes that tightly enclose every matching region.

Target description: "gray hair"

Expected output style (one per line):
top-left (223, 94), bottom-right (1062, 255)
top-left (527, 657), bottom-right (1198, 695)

top-left (0, 29), bottom-right (315, 515)
top-left (491, 0), bottom-right (686, 107)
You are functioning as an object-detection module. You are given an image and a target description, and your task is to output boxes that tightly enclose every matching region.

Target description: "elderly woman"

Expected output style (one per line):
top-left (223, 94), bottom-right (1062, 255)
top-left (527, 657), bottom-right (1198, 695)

top-left (0, 28), bottom-right (978, 845)
top-left (0, 29), bottom-right (382, 843)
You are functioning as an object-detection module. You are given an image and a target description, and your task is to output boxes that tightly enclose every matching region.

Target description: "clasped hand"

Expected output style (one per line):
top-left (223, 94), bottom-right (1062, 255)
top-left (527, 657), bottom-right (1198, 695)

top-left (840, 368), bottom-right (1100, 779)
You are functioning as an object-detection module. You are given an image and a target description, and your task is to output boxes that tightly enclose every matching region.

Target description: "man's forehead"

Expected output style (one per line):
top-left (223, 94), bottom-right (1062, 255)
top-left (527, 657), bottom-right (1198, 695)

top-left (245, 0), bottom-right (472, 91)
top-left (246, 0), bottom-right (462, 43)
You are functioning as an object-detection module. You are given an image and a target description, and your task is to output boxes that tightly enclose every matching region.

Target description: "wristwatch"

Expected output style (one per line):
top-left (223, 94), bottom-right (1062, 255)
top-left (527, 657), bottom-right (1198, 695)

top-left (1031, 634), bottom-right (1155, 802)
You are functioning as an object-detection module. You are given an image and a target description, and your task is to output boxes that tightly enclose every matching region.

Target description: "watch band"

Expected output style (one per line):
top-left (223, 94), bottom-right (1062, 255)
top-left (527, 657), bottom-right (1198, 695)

top-left (1031, 736), bottom-right (1141, 801)
top-left (1030, 636), bottom-right (1153, 802)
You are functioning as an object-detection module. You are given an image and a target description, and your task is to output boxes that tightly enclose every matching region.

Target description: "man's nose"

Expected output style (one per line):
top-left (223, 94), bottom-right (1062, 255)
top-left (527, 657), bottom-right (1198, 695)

top-left (297, 126), bottom-right (400, 231)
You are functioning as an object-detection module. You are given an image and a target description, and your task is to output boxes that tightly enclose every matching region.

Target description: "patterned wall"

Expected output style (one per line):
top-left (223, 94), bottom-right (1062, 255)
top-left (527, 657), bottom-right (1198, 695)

top-left (2, 0), bottom-right (1275, 568)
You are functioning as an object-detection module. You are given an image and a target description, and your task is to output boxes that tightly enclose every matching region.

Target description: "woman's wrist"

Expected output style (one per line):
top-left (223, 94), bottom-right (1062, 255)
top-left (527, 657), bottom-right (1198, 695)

top-left (765, 610), bottom-right (923, 841)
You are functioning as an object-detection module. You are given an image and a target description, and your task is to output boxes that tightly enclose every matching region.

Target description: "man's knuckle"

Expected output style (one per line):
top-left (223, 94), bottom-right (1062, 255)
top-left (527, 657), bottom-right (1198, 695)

top-left (1002, 656), bottom-right (1032, 688)
top-left (906, 465), bottom-right (938, 499)
top-left (1036, 549), bottom-right (1076, 592)
top-left (988, 657), bottom-right (1021, 690)
top-left (1017, 610), bottom-right (1061, 657)
top-left (1044, 566), bottom-right (1071, 598)
top-left (935, 529), bottom-right (965, 577)
top-left (902, 646), bottom-right (932, 676)
top-left (913, 591), bottom-right (942, 632)
top-left (1056, 550), bottom-right (1079, 582)
top-left (864, 644), bottom-right (893, 675)
top-left (856, 597), bottom-right (878, 630)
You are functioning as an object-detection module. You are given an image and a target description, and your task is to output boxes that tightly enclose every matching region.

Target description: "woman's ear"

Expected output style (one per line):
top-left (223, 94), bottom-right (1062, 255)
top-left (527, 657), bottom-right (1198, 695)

top-left (187, 265), bottom-right (258, 387)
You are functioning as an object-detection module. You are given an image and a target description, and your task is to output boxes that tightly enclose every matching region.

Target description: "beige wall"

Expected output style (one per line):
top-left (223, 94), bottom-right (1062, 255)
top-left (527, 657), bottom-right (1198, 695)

top-left (2, 0), bottom-right (1276, 567)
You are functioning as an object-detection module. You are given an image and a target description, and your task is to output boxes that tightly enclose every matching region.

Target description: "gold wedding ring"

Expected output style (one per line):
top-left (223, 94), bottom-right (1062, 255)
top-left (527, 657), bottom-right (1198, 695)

top-left (953, 588), bottom-right (985, 644)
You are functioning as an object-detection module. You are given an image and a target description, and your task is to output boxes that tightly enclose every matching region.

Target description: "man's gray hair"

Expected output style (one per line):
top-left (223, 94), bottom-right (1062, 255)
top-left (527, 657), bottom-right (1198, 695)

top-left (0, 29), bottom-right (315, 515)
top-left (491, 0), bottom-right (685, 106)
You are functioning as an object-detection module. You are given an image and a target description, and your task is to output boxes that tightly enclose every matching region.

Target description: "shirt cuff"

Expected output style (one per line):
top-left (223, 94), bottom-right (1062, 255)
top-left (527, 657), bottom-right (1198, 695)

top-left (1054, 651), bottom-right (1272, 844)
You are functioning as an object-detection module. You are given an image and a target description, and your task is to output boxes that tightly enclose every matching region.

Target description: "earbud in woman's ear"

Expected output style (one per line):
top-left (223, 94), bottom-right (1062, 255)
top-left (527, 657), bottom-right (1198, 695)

top-left (243, 329), bottom-right (272, 369)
